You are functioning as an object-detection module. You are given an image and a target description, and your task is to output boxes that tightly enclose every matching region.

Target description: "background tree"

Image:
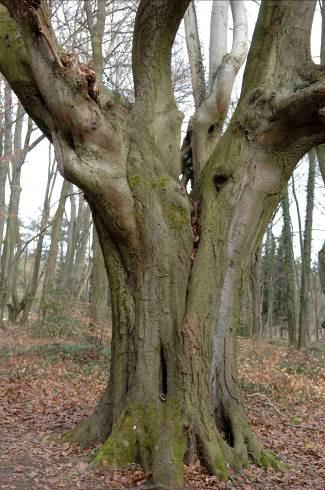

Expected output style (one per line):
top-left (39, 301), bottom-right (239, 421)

top-left (298, 151), bottom-right (316, 350)
top-left (281, 190), bottom-right (297, 346)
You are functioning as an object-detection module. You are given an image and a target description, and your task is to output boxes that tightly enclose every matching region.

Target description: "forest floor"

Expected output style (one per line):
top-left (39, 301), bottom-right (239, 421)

top-left (0, 325), bottom-right (324, 489)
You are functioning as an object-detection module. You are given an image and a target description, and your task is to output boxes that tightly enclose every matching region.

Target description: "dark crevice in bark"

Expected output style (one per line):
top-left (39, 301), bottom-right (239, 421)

top-left (213, 173), bottom-right (230, 193)
top-left (214, 405), bottom-right (233, 448)
top-left (159, 345), bottom-right (168, 397)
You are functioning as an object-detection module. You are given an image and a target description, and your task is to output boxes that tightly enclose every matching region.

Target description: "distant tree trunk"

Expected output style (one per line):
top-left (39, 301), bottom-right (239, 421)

top-left (72, 198), bottom-right (91, 292)
top-left (250, 246), bottom-right (262, 339)
top-left (298, 150), bottom-right (316, 350)
top-left (263, 227), bottom-right (275, 338)
top-left (315, 149), bottom-right (325, 327)
top-left (89, 227), bottom-right (109, 334)
top-left (315, 0), bottom-right (325, 314)
top-left (319, 242), bottom-right (325, 296)
top-left (310, 271), bottom-right (320, 342)
top-left (21, 150), bottom-right (57, 324)
top-left (0, 103), bottom-right (24, 324)
top-left (61, 183), bottom-right (76, 289)
top-left (281, 190), bottom-right (297, 347)
top-left (0, 81), bottom-right (11, 256)
top-left (0, 109), bottom-right (43, 324)
top-left (38, 178), bottom-right (69, 324)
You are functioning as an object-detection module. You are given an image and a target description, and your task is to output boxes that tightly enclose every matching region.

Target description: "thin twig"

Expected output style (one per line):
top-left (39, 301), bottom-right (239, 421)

top-left (247, 393), bottom-right (287, 419)
top-left (285, 424), bottom-right (325, 433)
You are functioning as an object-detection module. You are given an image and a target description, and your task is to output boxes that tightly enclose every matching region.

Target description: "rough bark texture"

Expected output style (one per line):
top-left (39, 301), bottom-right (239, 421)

top-left (1, 1), bottom-right (325, 488)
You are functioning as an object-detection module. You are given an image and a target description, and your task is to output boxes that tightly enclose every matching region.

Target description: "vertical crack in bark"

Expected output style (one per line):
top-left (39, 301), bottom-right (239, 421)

top-left (159, 345), bottom-right (168, 400)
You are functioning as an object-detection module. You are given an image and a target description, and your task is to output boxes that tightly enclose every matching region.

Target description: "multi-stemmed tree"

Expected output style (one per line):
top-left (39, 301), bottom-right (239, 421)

top-left (1, 1), bottom-right (325, 488)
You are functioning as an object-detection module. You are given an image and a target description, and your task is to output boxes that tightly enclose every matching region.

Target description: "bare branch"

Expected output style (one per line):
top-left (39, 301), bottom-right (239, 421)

top-left (205, 0), bottom-right (248, 119)
top-left (0, 5), bottom-right (53, 139)
top-left (189, 0), bottom-right (248, 177)
top-left (184, 2), bottom-right (206, 109)
top-left (274, 81), bottom-right (325, 127)
top-left (208, 0), bottom-right (229, 93)
top-left (132, 0), bottom-right (190, 106)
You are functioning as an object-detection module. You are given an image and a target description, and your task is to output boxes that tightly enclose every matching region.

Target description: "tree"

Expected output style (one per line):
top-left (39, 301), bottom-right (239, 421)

top-left (281, 190), bottom-right (297, 346)
top-left (38, 178), bottom-right (69, 324)
top-left (298, 151), bottom-right (316, 350)
top-left (1, 1), bottom-right (324, 487)
top-left (316, 0), bottom-right (325, 317)
top-left (262, 226), bottom-right (276, 338)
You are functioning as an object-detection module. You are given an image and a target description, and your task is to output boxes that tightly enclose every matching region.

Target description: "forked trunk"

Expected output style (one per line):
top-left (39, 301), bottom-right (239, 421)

top-left (0, 1), bottom-right (322, 488)
top-left (66, 121), bottom-right (288, 487)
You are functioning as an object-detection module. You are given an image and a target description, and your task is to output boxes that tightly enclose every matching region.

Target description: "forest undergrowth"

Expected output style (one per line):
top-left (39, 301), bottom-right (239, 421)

top-left (0, 326), bottom-right (324, 489)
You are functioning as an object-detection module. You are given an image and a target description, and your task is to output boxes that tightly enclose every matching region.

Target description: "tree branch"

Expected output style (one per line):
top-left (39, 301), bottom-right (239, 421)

top-left (187, 0), bottom-right (248, 178)
top-left (184, 2), bottom-right (206, 109)
top-left (274, 81), bottom-right (325, 126)
top-left (201, 0), bottom-right (248, 125)
top-left (132, 0), bottom-right (190, 109)
top-left (0, 5), bottom-right (53, 139)
top-left (208, 0), bottom-right (229, 93)
top-left (0, 1), bottom-right (118, 153)
top-left (241, 0), bottom-right (316, 97)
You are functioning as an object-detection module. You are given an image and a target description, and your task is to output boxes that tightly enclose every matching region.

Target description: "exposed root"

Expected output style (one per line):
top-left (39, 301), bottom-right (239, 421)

top-left (65, 398), bottom-right (287, 486)
top-left (195, 412), bottom-right (229, 481)
top-left (94, 399), bottom-right (186, 490)
top-left (227, 404), bottom-right (288, 473)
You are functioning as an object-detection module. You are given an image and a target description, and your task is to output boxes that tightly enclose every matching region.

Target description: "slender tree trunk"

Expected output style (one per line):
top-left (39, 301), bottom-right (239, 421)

top-left (250, 247), bottom-right (262, 339)
top-left (0, 81), bottom-right (11, 257)
top-left (38, 178), bottom-right (69, 324)
top-left (0, 103), bottom-right (24, 324)
top-left (89, 226), bottom-right (109, 334)
top-left (21, 153), bottom-right (57, 323)
top-left (61, 183), bottom-right (76, 289)
top-left (263, 228), bottom-right (276, 338)
top-left (72, 200), bottom-right (91, 291)
top-left (0, 82), bottom-right (12, 327)
top-left (298, 151), bottom-right (316, 350)
top-left (281, 190), bottom-right (297, 347)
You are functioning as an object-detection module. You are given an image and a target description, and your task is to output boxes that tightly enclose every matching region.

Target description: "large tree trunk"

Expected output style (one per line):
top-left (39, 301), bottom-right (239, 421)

top-left (66, 117), bottom-right (290, 485)
top-left (1, 0), bottom-right (323, 488)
